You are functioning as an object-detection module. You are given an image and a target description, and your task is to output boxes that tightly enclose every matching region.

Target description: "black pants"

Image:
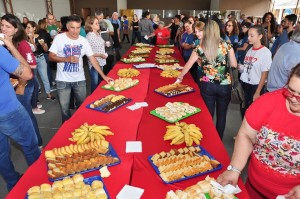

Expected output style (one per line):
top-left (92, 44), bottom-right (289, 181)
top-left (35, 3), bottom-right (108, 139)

top-left (131, 31), bottom-right (141, 45)
top-left (122, 33), bottom-right (130, 43)
top-left (199, 81), bottom-right (231, 139)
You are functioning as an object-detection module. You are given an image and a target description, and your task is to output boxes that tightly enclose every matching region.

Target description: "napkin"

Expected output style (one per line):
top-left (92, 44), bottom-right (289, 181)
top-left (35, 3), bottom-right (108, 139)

top-left (116, 185), bottom-right (144, 199)
top-left (144, 35), bottom-right (149, 40)
top-left (210, 181), bottom-right (242, 194)
top-left (126, 141), bottom-right (142, 153)
top-left (276, 196), bottom-right (285, 199)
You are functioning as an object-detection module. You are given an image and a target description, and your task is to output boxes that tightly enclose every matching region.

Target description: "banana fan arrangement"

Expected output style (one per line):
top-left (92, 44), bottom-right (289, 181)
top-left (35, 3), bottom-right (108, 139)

top-left (164, 122), bottom-right (203, 146)
top-left (69, 123), bottom-right (114, 145)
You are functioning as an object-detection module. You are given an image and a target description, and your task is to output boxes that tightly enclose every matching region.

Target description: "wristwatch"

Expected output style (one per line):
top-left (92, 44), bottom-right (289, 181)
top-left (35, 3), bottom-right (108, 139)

top-left (227, 165), bottom-right (241, 174)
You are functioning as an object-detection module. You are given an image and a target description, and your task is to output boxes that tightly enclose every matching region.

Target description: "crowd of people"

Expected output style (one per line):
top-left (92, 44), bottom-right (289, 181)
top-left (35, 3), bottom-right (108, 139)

top-left (1, 8), bottom-right (300, 198)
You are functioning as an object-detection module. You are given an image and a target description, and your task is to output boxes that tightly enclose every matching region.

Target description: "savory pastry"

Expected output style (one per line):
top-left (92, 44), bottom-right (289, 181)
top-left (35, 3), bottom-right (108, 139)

top-left (27, 192), bottom-right (41, 199)
top-left (72, 173), bottom-right (84, 183)
top-left (27, 186), bottom-right (40, 195)
top-left (99, 166), bottom-right (111, 178)
top-left (91, 180), bottom-right (104, 190)
top-left (40, 183), bottom-right (51, 192)
top-left (62, 177), bottom-right (74, 187)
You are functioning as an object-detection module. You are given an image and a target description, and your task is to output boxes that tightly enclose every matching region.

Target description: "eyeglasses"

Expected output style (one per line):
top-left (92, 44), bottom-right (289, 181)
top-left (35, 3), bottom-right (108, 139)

top-left (282, 88), bottom-right (300, 103)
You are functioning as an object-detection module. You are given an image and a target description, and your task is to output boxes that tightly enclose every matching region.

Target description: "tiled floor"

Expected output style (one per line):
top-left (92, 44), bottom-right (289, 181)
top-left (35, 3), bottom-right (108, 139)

top-left (0, 41), bottom-right (247, 198)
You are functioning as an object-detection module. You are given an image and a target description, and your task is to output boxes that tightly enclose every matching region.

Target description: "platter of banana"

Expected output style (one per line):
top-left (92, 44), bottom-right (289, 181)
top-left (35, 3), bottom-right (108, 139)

top-left (69, 123), bottom-right (114, 144)
top-left (160, 69), bottom-right (181, 78)
top-left (118, 68), bottom-right (140, 78)
top-left (164, 122), bottom-right (203, 146)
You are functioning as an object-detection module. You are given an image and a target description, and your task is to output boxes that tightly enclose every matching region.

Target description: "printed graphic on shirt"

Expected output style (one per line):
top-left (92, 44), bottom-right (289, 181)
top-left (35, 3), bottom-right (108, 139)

top-left (26, 52), bottom-right (35, 64)
top-left (244, 54), bottom-right (258, 73)
top-left (63, 44), bottom-right (82, 72)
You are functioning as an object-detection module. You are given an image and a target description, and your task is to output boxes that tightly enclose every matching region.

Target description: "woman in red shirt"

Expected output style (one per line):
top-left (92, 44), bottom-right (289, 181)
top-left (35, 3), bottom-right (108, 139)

top-left (217, 62), bottom-right (300, 198)
top-left (148, 21), bottom-right (170, 45)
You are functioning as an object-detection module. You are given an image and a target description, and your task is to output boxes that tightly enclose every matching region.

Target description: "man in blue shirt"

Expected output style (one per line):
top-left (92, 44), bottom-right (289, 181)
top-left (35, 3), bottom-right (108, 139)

top-left (0, 41), bottom-right (40, 191)
top-left (267, 26), bottom-right (300, 92)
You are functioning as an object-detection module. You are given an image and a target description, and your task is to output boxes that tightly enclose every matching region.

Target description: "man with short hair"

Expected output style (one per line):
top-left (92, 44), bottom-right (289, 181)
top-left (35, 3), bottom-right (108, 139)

top-left (0, 39), bottom-right (40, 191)
top-left (46, 13), bottom-right (59, 38)
top-left (166, 15), bottom-right (181, 45)
top-left (267, 26), bottom-right (300, 92)
top-left (49, 15), bottom-right (113, 123)
top-left (95, 11), bottom-right (114, 41)
top-left (139, 11), bottom-right (154, 44)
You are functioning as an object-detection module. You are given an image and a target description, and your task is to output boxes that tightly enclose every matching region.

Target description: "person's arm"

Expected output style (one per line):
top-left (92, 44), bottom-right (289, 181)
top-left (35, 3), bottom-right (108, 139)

top-left (267, 22), bottom-right (272, 40)
top-left (49, 52), bottom-right (79, 63)
top-left (237, 42), bottom-right (248, 51)
top-left (217, 118), bottom-right (257, 186)
top-left (285, 185), bottom-right (300, 199)
top-left (88, 55), bottom-right (112, 83)
top-left (253, 71), bottom-right (268, 101)
top-left (165, 23), bottom-right (173, 29)
top-left (177, 51), bottom-right (199, 81)
top-left (228, 47), bottom-right (237, 68)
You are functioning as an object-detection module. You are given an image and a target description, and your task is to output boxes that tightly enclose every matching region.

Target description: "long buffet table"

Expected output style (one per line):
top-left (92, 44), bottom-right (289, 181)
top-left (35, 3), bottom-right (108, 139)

top-left (7, 45), bottom-right (250, 199)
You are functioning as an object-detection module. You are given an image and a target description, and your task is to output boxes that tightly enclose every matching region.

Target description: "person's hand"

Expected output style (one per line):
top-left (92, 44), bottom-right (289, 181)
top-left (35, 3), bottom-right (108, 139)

top-left (176, 75), bottom-right (184, 83)
top-left (285, 185), bottom-right (300, 199)
top-left (216, 170), bottom-right (240, 187)
top-left (65, 56), bottom-right (79, 63)
top-left (0, 34), bottom-right (14, 49)
top-left (253, 92), bottom-right (260, 101)
top-left (103, 76), bottom-right (114, 83)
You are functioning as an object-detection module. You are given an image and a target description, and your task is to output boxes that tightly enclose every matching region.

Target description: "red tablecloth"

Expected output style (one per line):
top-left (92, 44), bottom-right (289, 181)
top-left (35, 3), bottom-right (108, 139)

top-left (6, 46), bottom-right (249, 199)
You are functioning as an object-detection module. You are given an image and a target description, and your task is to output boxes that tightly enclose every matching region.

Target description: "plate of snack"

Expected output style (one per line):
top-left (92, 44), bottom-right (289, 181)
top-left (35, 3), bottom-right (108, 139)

top-left (121, 57), bottom-right (145, 63)
top-left (131, 48), bottom-right (151, 54)
top-left (148, 146), bottom-right (222, 184)
top-left (133, 63), bottom-right (157, 69)
top-left (45, 140), bottom-right (120, 181)
top-left (128, 53), bottom-right (149, 58)
top-left (155, 54), bottom-right (174, 59)
top-left (150, 102), bottom-right (201, 123)
top-left (26, 174), bottom-right (110, 199)
top-left (160, 69), bottom-right (181, 78)
top-left (165, 176), bottom-right (238, 199)
top-left (87, 95), bottom-right (132, 113)
top-left (102, 78), bottom-right (139, 91)
top-left (156, 48), bottom-right (175, 55)
top-left (134, 43), bottom-right (150, 47)
top-left (157, 44), bottom-right (174, 48)
top-left (156, 63), bottom-right (184, 70)
top-left (155, 58), bottom-right (179, 64)
top-left (117, 68), bottom-right (140, 78)
top-left (155, 83), bottom-right (194, 97)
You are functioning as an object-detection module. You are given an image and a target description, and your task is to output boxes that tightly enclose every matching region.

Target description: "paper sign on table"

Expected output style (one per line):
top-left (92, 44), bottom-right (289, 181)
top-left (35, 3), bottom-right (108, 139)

top-left (127, 104), bottom-right (141, 111)
top-left (135, 102), bottom-right (148, 107)
top-left (126, 141), bottom-right (142, 153)
top-left (116, 184), bottom-right (144, 199)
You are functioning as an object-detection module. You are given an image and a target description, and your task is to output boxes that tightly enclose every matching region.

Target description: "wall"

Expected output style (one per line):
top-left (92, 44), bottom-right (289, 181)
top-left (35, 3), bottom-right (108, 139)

top-left (117, 0), bottom-right (127, 11)
top-left (52, 0), bottom-right (71, 19)
top-left (210, 0), bottom-right (220, 10)
top-left (0, 3), bottom-right (5, 15)
top-left (220, 0), bottom-right (270, 17)
top-left (72, 0), bottom-right (117, 17)
top-left (127, 0), bottom-right (211, 10)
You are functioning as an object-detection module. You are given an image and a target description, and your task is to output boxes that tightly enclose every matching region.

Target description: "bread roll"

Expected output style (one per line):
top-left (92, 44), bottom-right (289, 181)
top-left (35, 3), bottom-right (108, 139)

top-left (75, 181), bottom-right (85, 189)
top-left (52, 180), bottom-right (63, 190)
top-left (62, 177), bottom-right (73, 186)
top-left (91, 180), bottom-right (103, 190)
top-left (28, 192), bottom-right (41, 199)
top-left (41, 191), bottom-right (52, 198)
top-left (27, 186), bottom-right (40, 195)
top-left (52, 192), bottom-right (63, 199)
top-left (40, 183), bottom-right (51, 192)
top-left (73, 188), bottom-right (82, 197)
top-left (72, 173), bottom-right (84, 183)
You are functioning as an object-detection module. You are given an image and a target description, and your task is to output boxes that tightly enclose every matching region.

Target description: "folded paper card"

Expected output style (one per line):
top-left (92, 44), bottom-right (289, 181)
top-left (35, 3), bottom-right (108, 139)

top-left (116, 184), bottom-right (144, 199)
top-left (126, 141), bottom-right (142, 153)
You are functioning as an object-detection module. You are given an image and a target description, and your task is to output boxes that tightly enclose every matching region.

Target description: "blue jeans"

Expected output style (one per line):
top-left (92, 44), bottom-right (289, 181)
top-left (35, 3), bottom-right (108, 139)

top-left (35, 54), bottom-right (51, 94)
top-left (199, 81), bottom-right (231, 139)
top-left (31, 72), bottom-right (39, 108)
top-left (0, 105), bottom-right (40, 191)
top-left (16, 80), bottom-right (43, 146)
top-left (43, 53), bottom-right (53, 87)
top-left (89, 67), bottom-right (103, 93)
top-left (56, 80), bottom-right (86, 123)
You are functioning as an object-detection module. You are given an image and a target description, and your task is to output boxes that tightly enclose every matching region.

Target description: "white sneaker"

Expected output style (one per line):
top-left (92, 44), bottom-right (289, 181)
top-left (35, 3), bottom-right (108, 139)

top-left (32, 108), bottom-right (45, 114)
top-left (37, 104), bottom-right (42, 109)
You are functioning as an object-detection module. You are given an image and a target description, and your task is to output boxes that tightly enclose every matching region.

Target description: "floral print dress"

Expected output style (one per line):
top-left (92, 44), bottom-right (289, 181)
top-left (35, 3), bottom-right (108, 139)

top-left (195, 41), bottom-right (232, 85)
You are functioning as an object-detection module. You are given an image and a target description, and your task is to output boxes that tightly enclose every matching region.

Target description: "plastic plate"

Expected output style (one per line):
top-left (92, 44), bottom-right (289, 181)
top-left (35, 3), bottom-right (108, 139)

top-left (150, 107), bottom-right (201, 123)
top-left (86, 98), bottom-right (132, 113)
top-left (101, 82), bottom-right (138, 92)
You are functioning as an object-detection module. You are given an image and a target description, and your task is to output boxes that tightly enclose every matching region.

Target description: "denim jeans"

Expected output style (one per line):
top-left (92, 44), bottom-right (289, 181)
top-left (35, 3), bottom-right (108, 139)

top-left (35, 54), bottom-right (51, 94)
top-left (131, 31), bottom-right (141, 45)
top-left (199, 81), bottom-right (231, 139)
top-left (43, 53), bottom-right (53, 87)
top-left (89, 66), bottom-right (103, 93)
top-left (0, 105), bottom-right (40, 191)
top-left (56, 80), bottom-right (86, 123)
top-left (16, 80), bottom-right (43, 146)
top-left (31, 74), bottom-right (39, 108)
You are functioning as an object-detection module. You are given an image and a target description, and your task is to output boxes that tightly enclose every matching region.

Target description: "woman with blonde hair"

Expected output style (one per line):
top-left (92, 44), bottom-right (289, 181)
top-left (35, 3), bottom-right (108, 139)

top-left (178, 20), bottom-right (237, 139)
top-left (85, 16), bottom-right (108, 92)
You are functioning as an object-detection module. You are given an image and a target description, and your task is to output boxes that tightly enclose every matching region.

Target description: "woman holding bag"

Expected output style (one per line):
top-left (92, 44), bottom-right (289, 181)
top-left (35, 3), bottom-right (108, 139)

top-left (239, 25), bottom-right (272, 117)
top-left (177, 20), bottom-right (237, 139)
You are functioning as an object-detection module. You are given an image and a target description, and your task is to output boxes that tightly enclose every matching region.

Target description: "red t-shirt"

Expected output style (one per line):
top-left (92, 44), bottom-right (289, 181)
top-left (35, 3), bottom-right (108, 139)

top-left (245, 89), bottom-right (300, 198)
top-left (154, 28), bottom-right (170, 45)
top-left (18, 40), bottom-right (36, 68)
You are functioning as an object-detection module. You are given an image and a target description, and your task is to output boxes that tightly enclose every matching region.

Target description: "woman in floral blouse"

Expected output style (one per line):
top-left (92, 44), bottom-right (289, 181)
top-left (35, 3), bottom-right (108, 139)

top-left (85, 16), bottom-right (108, 93)
top-left (217, 63), bottom-right (300, 198)
top-left (178, 20), bottom-right (237, 139)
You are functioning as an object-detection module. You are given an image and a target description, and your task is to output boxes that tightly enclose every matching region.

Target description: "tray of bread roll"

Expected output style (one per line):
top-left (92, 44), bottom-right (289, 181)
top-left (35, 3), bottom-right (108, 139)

top-left (45, 140), bottom-right (120, 181)
top-left (26, 174), bottom-right (110, 199)
top-left (148, 146), bottom-right (222, 184)
top-left (87, 95), bottom-right (132, 113)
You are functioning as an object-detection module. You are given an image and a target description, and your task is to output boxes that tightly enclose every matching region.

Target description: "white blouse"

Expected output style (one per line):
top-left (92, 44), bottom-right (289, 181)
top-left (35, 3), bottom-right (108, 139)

top-left (86, 32), bottom-right (107, 69)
